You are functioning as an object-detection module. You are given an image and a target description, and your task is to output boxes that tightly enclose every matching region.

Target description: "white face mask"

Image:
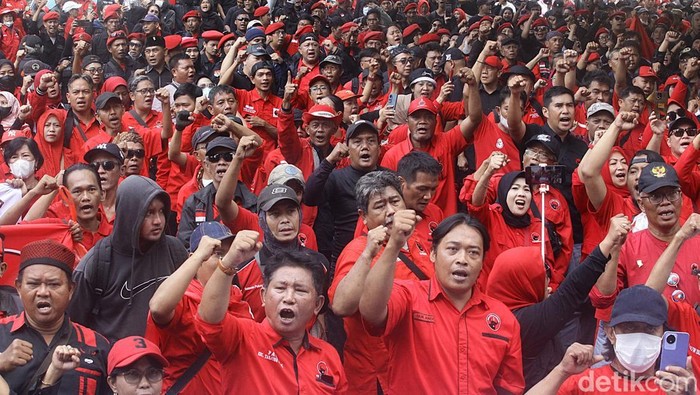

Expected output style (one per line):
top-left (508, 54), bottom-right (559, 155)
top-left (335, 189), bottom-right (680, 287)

top-left (499, 112), bottom-right (509, 129)
top-left (9, 159), bottom-right (35, 179)
top-left (3, 21), bottom-right (13, 28)
top-left (363, 6), bottom-right (371, 15)
top-left (613, 332), bottom-right (662, 373)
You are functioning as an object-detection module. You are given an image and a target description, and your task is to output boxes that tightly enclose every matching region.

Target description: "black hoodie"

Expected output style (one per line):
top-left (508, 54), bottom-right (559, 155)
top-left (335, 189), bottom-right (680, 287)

top-left (69, 176), bottom-right (188, 342)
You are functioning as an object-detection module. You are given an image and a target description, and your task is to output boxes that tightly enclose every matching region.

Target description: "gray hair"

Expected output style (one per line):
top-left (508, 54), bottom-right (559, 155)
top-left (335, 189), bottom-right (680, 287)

top-left (355, 170), bottom-right (403, 213)
top-left (128, 75), bottom-right (153, 93)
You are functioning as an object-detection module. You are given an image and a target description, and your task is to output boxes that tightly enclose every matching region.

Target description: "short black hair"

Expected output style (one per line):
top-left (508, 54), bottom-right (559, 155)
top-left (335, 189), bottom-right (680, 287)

top-left (431, 213), bottom-right (490, 253)
top-left (582, 70), bottom-right (613, 89)
top-left (397, 151), bottom-right (442, 184)
top-left (543, 86), bottom-right (574, 108)
top-left (208, 84), bottom-right (235, 103)
top-left (68, 73), bottom-right (94, 90)
top-left (619, 85), bottom-right (645, 100)
top-left (168, 53), bottom-right (192, 70)
top-left (173, 82), bottom-right (202, 101)
top-left (323, 94), bottom-right (343, 113)
top-left (499, 86), bottom-right (527, 107)
top-left (63, 163), bottom-right (102, 191)
top-left (3, 137), bottom-right (44, 171)
top-left (632, 149), bottom-right (664, 165)
top-left (262, 250), bottom-right (326, 295)
top-left (358, 48), bottom-right (380, 60)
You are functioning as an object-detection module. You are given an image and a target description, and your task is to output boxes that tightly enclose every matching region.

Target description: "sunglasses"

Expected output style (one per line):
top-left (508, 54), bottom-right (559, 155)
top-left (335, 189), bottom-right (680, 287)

top-left (123, 149), bottom-right (145, 159)
top-left (670, 127), bottom-right (698, 137)
top-left (666, 108), bottom-right (686, 121)
top-left (206, 152), bottom-right (234, 162)
top-left (534, 26), bottom-right (549, 32)
top-left (90, 160), bottom-right (118, 171)
top-left (118, 368), bottom-right (164, 385)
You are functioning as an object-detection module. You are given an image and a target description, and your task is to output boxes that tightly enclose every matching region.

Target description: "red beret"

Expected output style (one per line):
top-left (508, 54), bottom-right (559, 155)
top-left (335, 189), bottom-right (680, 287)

top-left (73, 32), bottom-right (91, 42)
top-left (610, 10), bottom-right (625, 18)
top-left (516, 14), bottom-right (530, 27)
top-left (254, 6), bottom-right (270, 17)
top-left (42, 11), bottom-right (59, 22)
top-left (128, 32), bottom-right (145, 42)
top-left (201, 30), bottom-right (224, 41)
top-left (265, 22), bottom-right (284, 34)
top-left (340, 21), bottom-right (358, 33)
top-left (218, 33), bottom-right (236, 49)
top-left (586, 52), bottom-right (600, 62)
top-left (404, 3), bottom-right (417, 12)
top-left (180, 37), bottom-right (198, 48)
top-left (480, 15), bottom-right (493, 23)
top-left (104, 8), bottom-right (119, 21)
top-left (295, 25), bottom-right (314, 36)
top-left (164, 34), bottom-right (181, 50)
top-left (182, 10), bottom-right (201, 21)
top-left (573, 9), bottom-right (589, 16)
top-left (363, 31), bottom-right (384, 44)
top-left (106, 30), bottom-right (127, 47)
top-left (468, 22), bottom-right (480, 32)
top-left (417, 32), bottom-right (439, 45)
top-left (556, 26), bottom-right (568, 34)
top-left (403, 23), bottom-right (421, 38)
top-left (436, 28), bottom-right (450, 36)
top-left (595, 27), bottom-right (609, 37)
top-left (655, 16), bottom-right (671, 28)
top-left (310, 2), bottom-right (326, 10)
top-left (532, 17), bottom-right (548, 28)
top-left (497, 22), bottom-right (513, 33)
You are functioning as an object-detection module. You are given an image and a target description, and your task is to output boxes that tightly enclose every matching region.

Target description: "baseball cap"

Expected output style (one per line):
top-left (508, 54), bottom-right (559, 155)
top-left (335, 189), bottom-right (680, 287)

top-left (84, 143), bottom-right (125, 164)
top-left (81, 55), bottom-right (101, 69)
top-left (501, 65), bottom-right (536, 82)
top-left (320, 55), bottom-right (343, 68)
top-left (636, 65), bottom-right (658, 80)
top-left (609, 285), bottom-right (667, 327)
top-left (407, 97), bottom-right (438, 116)
top-left (250, 61), bottom-right (274, 76)
top-left (345, 120), bottom-right (379, 143)
top-left (247, 20), bottom-right (263, 29)
top-left (62, 1), bottom-right (80, 12)
top-left (439, 47), bottom-right (465, 66)
top-left (189, 221), bottom-right (234, 252)
top-left (268, 163), bottom-right (305, 188)
top-left (22, 59), bottom-right (50, 77)
top-left (637, 162), bottom-right (680, 194)
top-left (668, 116), bottom-right (696, 132)
top-left (144, 35), bottom-right (166, 48)
top-left (20, 239), bottom-right (75, 278)
top-left (205, 136), bottom-right (236, 155)
top-left (246, 44), bottom-right (270, 58)
top-left (191, 126), bottom-right (223, 148)
top-left (245, 27), bottom-right (265, 42)
top-left (258, 184), bottom-right (300, 211)
top-left (336, 90), bottom-right (360, 101)
top-left (680, 48), bottom-right (700, 60)
top-left (140, 14), bottom-right (159, 23)
top-left (483, 55), bottom-right (503, 70)
top-left (108, 336), bottom-right (169, 375)
top-left (0, 129), bottom-right (31, 145)
top-left (302, 104), bottom-right (341, 125)
top-left (95, 92), bottom-right (122, 111)
top-left (587, 102), bottom-right (615, 118)
top-left (523, 133), bottom-right (561, 158)
top-left (409, 68), bottom-right (436, 87)
top-left (23, 35), bottom-right (42, 49)
top-left (299, 32), bottom-right (318, 44)
top-left (500, 36), bottom-right (519, 47)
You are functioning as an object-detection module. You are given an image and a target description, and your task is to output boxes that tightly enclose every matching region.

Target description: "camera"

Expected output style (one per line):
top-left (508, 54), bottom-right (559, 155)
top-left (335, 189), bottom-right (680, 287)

top-left (667, 334), bottom-right (676, 345)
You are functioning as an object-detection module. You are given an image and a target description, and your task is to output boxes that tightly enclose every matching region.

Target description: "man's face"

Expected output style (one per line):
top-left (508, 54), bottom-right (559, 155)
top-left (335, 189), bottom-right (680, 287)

top-left (185, 16), bottom-right (201, 33)
top-left (342, 98), bottom-right (358, 122)
top-left (366, 12), bottom-right (380, 29)
top-left (480, 64), bottom-right (499, 85)
top-left (632, 76), bottom-right (656, 97)
top-left (67, 78), bottom-right (94, 113)
top-left (129, 40), bottom-right (143, 58)
top-left (306, 119), bottom-right (335, 147)
top-left (534, 25), bottom-right (549, 41)
top-left (185, 46), bottom-right (199, 61)
top-left (393, 53), bottom-right (414, 77)
top-left (205, 147), bottom-right (233, 184)
top-left (348, 130), bottom-right (379, 171)
top-left (431, 224), bottom-right (483, 302)
top-left (253, 68), bottom-right (274, 92)
top-left (142, 21), bottom-right (158, 35)
top-left (310, 81), bottom-right (330, 103)
top-left (144, 46), bottom-right (165, 67)
top-left (586, 81), bottom-right (611, 107)
top-left (543, 93), bottom-right (574, 134)
top-left (586, 112), bottom-right (614, 141)
top-left (618, 93), bottom-right (645, 115)
top-left (139, 198), bottom-right (166, 244)
top-left (121, 141), bottom-right (146, 177)
top-left (90, 152), bottom-right (124, 192)
top-left (16, 265), bottom-right (73, 330)
top-left (638, 186), bottom-right (682, 232)
top-left (173, 94), bottom-right (196, 114)
top-left (546, 36), bottom-right (564, 53)
top-left (209, 92), bottom-right (237, 116)
top-left (500, 43), bottom-right (518, 60)
top-left (360, 186), bottom-right (405, 230)
top-left (109, 38), bottom-right (128, 61)
top-left (321, 64), bottom-right (341, 84)
top-left (203, 40), bottom-right (218, 57)
top-left (408, 110), bottom-right (437, 144)
top-left (401, 171), bottom-right (439, 214)
top-left (172, 58), bottom-right (196, 84)
top-left (45, 19), bottom-right (58, 35)
top-left (299, 40), bottom-right (320, 64)
top-left (624, 47), bottom-right (641, 70)
top-left (105, 17), bottom-right (120, 33)
top-left (425, 51), bottom-right (442, 74)
top-left (262, 266), bottom-right (323, 339)
top-left (270, 29), bottom-right (285, 46)
top-left (611, 13), bottom-right (626, 31)
top-left (97, 100), bottom-right (125, 131)
top-left (265, 200), bottom-right (300, 243)
top-left (83, 62), bottom-right (104, 86)
top-left (130, 80), bottom-right (155, 111)
top-left (667, 122), bottom-right (697, 158)
top-left (627, 161), bottom-right (647, 199)
top-left (235, 14), bottom-right (250, 31)
top-left (65, 169), bottom-right (103, 223)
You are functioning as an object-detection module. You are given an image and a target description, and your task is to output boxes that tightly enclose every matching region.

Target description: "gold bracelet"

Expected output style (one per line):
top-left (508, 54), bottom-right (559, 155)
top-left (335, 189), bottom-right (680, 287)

top-left (217, 259), bottom-right (236, 276)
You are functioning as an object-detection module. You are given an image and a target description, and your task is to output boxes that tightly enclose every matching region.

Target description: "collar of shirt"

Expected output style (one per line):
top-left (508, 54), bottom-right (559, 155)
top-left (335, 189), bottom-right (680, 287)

top-left (427, 277), bottom-right (490, 312)
top-left (10, 311), bottom-right (70, 334)
top-left (266, 319), bottom-right (321, 352)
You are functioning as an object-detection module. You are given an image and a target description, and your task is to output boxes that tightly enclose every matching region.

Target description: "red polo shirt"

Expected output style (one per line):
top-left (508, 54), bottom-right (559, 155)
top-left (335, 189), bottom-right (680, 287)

top-left (234, 88), bottom-right (282, 178)
top-left (675, 144), bottom-right (700, 208)
top-left (194, 314), bottom-right (347, 393)
top-left (367, 278), bottom-right (524, 394)
top-left (472, 115), bottom-right (523, 174)
top-left (381, 125), bottom-right (469, 216)
top-left (45, 203), bottom-right (112, 253)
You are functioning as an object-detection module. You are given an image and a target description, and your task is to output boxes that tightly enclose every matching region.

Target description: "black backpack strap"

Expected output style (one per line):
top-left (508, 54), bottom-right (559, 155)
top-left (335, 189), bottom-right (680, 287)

top-left (165, 349), bottom-right (211, 395)
top-left (129, 110), bottom-right (149, 128)
top-left (90, 239), bottom-right (112, 316)
top-left (397, 252), bottom-right (429, 280)
top-left (63, 113), bottom-right (75, 149)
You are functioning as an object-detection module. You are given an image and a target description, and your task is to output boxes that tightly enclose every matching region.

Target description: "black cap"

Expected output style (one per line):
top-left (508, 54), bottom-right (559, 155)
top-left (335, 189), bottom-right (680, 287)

top-left (501, 64), bottom-right (536, 82)
top-left (246, 44), bottom-right (270, 57)
top-left (524, 133), bottom-right (561, 158)
top-left (205, 136), bottom-right (236, 155)
top-left (346, 120), bottom-right (379, 142)
top-left (680, 48), bottom-right (700, 60)
top-left (388, 44), bottom-right (411, 60)
top-left (144, 35), bottom-right (166, 48)
top-left (439, 47), bottom-right (465, 66)
top-left (257, 183), bottom-right (300, 212)
top-left (320, 54), bottom-right (343, 68)
top-left (609, 285), bottom-right (667, 327)
top-left (408, 68), bottom-right (436, 87)
top-left (95, 92), bottom-right (122, 110)
top-left (22, 34), bottom-right (42, 48)
top-left (251, 60), bottom-right (274, 76)
top-left (189, 221), bottom-right (234, 253)
top-left (298, 32), bottom-right (318, 43)
top-left (361, 68), bottom-right (384, 81)
top-left (81, 55), bottom-right (101, 68)
top-left (500, 36), bottom-right (519, 47)
top-left (668, 116), bottom-right (696, 133)
top-left (637, 162), bottom-right (680, 194)
top-left (84, 142), bottom-right (125, 164)
top-left (293, 108), bottom-right (304, 123)
top-left (22, 59), bottom-right (50, 77)
top-left (191, 126), bottom-right (224, 148)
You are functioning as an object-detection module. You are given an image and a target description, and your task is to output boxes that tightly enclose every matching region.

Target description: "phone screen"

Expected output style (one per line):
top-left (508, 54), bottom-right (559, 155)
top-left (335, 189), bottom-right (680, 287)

top-left (525, 165), bottom-right (565, 185)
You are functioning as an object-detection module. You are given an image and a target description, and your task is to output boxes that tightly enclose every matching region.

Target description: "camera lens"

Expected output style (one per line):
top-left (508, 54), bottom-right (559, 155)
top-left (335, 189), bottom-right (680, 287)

top-left (668, 334), bottom-right (676, 344)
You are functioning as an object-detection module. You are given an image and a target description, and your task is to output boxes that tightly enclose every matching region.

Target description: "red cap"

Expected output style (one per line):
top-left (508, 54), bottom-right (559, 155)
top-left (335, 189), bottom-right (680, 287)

top-left (403, 23), bottom-right (421, 38)
top-left (516, 14), bottom-right (530, 27)
top-left (336, 90), bottom-right (360, 101)
top-left (42, 11), bottom-right (59, 22)
top-left (586, 52), bottom-right (600, 63)
top-left (181, 10), bottom-right (201, 21)
top-left (595, 27), bottom-right (609, 37)
top-left (404, 3), bottom-right (417, 12)
top-left (164, 34), bottom-right (181, 50)
top-left (295, 25), bottom-right (314, 36)
top-left (497, 22), bottom-right (513, 33)
top-left (73, 32), bottom-right (91, 42)
top-left (254, 5), bottom-right (270, 17)
top-left (218, 33), bottom-right (236, 49)
top-left (311, 2), bottom-right (326, 10)
top-left (103, 76), bottom-right (128, 93)
top-left (574, 9), bottom-right (589, 16)
top-left (340, 21), bottom-right (358, 33)
top-left (408, 97), bottom-right (438, 116)
top-left (468, 22), bottom-right (480, 32)
top-left (480, 15), bottom-right (493, 23)
top-left (106, 30), bottom-right (127, 47)
top-left (265, 22), bottom-right (284, 34)
top-left (363, 31), bottom-right (384, 44)
top-left (201, 30), bottom-right (224, 41)
top-left (556, 26), bottom-right (568, 34)
top-left (108, 336), bottom-right (169, 375)
top-left (610, 10), bottom-right (625, 18)
top-left (302, 104), bottom-right (341, 125)
top-left (664, 75), bottom-right (680, 88)
top-left (417, 33), bottom-right (439, 45)
top-left (104, 7), bottom-right (119, 20)
top-left (0, 8), bottom-right (16, 16)
top-left (436, 28), bottom-right (450, 36)
top-left (532, 17), bottom-right (548, 28)
top-left (483, 55), bottom-right (502, 69)
top-left (655, 16), bottom-right (671, 28)
top-left (180, 36), bottom-right (198, 48)
top-left (1, 128), bottom-right (31, 144)
top-left (128, 32), bottom-right (145, 42)
top-left (638, 65), bottom-right (658, 80)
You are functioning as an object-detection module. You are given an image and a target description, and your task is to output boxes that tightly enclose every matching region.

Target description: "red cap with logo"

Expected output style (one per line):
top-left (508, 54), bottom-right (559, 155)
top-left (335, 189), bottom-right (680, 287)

top-left (408, 98), bottom-right (438, 116)
top-left (108, 336), bottom-right (169, 375)
top-left (638, 65), bottom-right (658, 80)
top-left (483, 55), bottom-right (502, 69)
top-left (302, 104), bottom-right (341, 125)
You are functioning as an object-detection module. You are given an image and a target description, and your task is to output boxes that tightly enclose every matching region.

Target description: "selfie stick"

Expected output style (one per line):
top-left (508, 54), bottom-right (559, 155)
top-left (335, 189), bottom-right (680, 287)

top-left (539, 183), bottom-right (549, 265)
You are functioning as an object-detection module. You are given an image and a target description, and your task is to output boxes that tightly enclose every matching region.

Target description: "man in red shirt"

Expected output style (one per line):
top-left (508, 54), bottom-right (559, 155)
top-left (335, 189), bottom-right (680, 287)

top-left (381, 67), bottom-right (483, 216)
top-left (359, 213), bottom-right (525, 394)
top-left (293, 33), bottom-right (322, 92)
top-left (195, 230), bottom-right (347, 393)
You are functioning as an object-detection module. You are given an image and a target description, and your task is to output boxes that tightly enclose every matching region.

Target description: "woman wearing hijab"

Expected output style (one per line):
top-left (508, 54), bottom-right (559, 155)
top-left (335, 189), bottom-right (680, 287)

top-left (34, 109), bottom-right (81, 177)
top-left (0, 91), bottom-right (27, 133)
top-left (486, 216), bottom-right (627, 390)
top-left (469, 152), bottom-right (556, 287)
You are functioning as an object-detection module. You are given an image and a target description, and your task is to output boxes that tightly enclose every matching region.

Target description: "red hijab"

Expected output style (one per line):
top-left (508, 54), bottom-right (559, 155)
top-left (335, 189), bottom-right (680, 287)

top-left (35, 109), bottom-right (79, 177)
top-left (486, 246), bottom-right (546, 310)
top-left (601, 146), bottom-right (630, 199)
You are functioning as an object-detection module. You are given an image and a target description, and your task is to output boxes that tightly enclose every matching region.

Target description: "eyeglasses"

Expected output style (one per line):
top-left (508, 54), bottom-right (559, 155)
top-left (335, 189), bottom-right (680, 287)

top-left (118, 367), bottom-right (164, 385)
top-left (123, 149), bottom-right (145, 159)
top-left (666, 108), bottom-right (686, 122)
top-left (206, 152), bottom-right (234, 162)
top-left (670, 127), bottom-right (698, 138)
top-left (394, 57), bottom-right (414, 65)
top-left (534, 26), bottom-right (549, 33)
top-left (640, 189), bottom-right (682, 205)
top-left (310, 85), bottom-right (329, 92)
top-left (135, 88), bottom-right (156, 95)
top-left (524, 148), bottom-right (555, 163)
top-left (90, 160), bottom-right (119, 171)
top-left (84, 67), bottom-right (104, 74)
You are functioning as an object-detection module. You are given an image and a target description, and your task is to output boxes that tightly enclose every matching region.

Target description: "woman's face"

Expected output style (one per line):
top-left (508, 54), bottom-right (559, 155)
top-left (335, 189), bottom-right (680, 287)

top-left (108, 359), bottom-right (163, 395)
top-left (608, 151), bottom-right (628, 188)
top-left (0, 95), bottom-right (8, 106)
top-left (8, 144), bottom-right (35, 165)
top-left (44, 115), bottom-right (61, 143)
top-left (201, 0), bottom-right (211, 11)
top-left (505, 177), bottom-right (532, 217)
top-left (147, 5), bottom-right (159, 16)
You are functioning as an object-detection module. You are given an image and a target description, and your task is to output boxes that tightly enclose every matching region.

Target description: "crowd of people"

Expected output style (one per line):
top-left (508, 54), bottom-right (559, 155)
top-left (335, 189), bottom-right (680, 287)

top-left (0, 0), bottom-right (698, 392)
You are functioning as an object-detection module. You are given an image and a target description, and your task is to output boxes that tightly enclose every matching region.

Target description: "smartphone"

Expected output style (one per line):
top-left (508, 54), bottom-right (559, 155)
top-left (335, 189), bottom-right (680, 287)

top-left (445, 2), bottom-right (453, 16)
top-left (387, 93), bottom-right (397, 109)
top-left (76, 19), bottom-right (91, 28)
top-left (660, 331), bottom-right (689, 370)
top-left (655, 91), bottom-right (668, 118)
top-left (525, 165), bottom-right (565, 185)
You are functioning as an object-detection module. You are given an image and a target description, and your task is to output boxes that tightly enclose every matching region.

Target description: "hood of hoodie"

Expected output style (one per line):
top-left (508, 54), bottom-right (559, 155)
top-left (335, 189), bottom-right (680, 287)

top-left (486, 246), bottom-right (546, 310)
top-left (112, 176), bottom-right (171, 255)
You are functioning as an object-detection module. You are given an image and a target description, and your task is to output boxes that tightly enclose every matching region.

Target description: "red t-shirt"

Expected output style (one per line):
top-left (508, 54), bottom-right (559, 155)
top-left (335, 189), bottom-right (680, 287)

top-left (45, 202), bottom-right (112, 254)
top-left (666, 296), bottom-right (700, 375)
top-left (472, 115), bottom-right (523, 174)
top-left (557, 365), bottom-right (663, 394)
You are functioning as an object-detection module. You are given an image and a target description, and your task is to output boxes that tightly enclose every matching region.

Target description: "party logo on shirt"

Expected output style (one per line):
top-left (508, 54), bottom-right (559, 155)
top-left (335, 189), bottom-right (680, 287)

top-left (316, 361), bottom-right (336, 387)
top-left (496, 138), bottom-right (504, 149)
top-left (244, 105), bottom-right (256, 114)
top-left (486, 313), bottom-right (501, 331)
top-left (531, 232), bottom-right (541, 243)
top-left (549, 199), bottom-right (560, 211)
top-left (298, 232), bottom-right (307, 247)
top-left (273, 108), bottom-right (280, 118)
